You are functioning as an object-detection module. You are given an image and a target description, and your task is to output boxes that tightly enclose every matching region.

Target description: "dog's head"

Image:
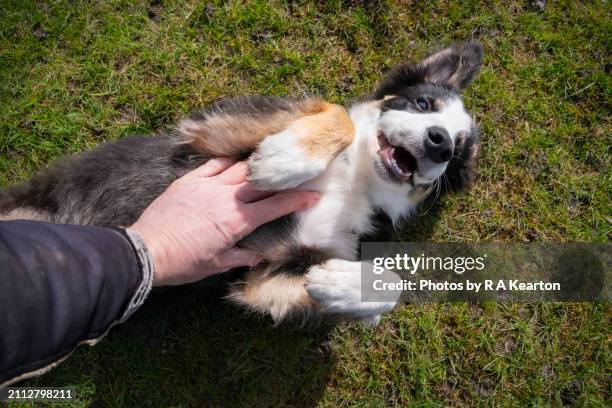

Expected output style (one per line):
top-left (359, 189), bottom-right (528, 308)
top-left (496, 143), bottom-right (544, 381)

top-left (370, 42), bottom-right (483, 193)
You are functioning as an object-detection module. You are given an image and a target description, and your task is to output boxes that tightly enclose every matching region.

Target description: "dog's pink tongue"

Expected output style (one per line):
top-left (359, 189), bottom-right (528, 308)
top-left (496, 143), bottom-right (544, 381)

top-left (378, 145), bottom-right (394, 163)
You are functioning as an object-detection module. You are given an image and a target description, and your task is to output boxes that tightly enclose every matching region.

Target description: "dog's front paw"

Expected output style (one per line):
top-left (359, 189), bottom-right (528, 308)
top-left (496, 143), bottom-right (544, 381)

top-left (247, 130), bottom-right (327, 191)
top-left (305, 259), bottom-right (401, 326)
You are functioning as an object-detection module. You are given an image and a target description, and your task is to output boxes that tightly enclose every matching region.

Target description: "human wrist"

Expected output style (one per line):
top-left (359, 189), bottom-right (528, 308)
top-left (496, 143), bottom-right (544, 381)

top-left (128, 222), bottom-right (171, 287)
top-left (118, 228), bottom-right (156, 321)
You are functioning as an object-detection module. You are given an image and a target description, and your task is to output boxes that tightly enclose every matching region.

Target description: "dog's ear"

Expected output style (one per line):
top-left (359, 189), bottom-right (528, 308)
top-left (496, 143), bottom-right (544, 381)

top-left (373, 42), bottom-right (483, 99)
top-left (419, 42), bottom-right (483, 91)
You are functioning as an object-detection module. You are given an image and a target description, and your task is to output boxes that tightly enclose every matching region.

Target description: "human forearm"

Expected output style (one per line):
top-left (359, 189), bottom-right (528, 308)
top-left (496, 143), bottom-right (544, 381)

top-left (0, 221), bottom-right (150, 386)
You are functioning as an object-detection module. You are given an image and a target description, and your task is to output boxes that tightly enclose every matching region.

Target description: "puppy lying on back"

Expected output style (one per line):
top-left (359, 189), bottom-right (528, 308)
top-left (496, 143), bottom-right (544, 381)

top-left (1, 43), bottom-right (483, 325)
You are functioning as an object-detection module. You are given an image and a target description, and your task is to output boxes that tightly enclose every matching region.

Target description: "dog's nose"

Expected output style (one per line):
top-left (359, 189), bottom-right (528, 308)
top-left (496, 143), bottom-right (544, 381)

top-left (424, 126), bottom-right (453, 163)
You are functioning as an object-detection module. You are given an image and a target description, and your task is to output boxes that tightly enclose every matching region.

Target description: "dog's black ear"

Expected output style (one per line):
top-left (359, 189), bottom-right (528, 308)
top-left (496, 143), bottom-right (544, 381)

top-left (373, 42), bottom-right (483, 99)
top-left (373, 63), bottom-right (421, 99)
top-left (419, 42), bottom-right (483, 91)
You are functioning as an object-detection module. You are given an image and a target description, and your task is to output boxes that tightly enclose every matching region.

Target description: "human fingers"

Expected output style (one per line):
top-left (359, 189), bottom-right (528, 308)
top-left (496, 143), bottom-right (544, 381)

top-left (215, 247), bottom-right (263, 272)
top-left (241, 191), bottom-right (320, 235)
top-left (188, 157), bottom-right (237, 178)
top-left (215, 161), bottom-right (249, 185)
top-left (235, 183), bottom-right (275, 203)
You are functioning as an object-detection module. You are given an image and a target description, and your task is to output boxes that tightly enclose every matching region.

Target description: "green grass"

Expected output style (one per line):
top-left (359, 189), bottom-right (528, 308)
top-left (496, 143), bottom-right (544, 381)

top-left (1, 0), bottom-right (610, 406)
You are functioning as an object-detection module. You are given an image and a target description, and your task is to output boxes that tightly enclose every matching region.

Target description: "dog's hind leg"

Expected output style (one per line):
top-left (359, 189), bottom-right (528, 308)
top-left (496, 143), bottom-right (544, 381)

top-left (305, 259), bottom-right (402, 326)
top-left (227, 269), bottom-right (319, 325)
top-left (227, 259), bottom-right (400, 326)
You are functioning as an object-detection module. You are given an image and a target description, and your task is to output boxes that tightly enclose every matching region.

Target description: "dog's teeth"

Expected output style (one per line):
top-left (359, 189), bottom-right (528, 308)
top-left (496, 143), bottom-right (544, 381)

top-left (390, 156), bottom-right (405, 176)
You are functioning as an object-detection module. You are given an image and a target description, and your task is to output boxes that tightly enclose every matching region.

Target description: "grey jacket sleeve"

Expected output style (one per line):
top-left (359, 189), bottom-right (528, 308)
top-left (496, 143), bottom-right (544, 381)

top-left (0, 220), bottom-right (154, 387)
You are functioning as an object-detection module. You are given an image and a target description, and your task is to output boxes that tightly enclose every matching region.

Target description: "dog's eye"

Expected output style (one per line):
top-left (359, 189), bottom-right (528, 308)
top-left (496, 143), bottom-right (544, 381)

top-left (415, 98), bottom-right (430, 111)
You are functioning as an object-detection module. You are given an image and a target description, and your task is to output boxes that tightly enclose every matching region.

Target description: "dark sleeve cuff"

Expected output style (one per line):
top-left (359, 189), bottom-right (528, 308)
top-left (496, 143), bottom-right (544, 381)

top-left (117, 228), bottom-right (155, 323)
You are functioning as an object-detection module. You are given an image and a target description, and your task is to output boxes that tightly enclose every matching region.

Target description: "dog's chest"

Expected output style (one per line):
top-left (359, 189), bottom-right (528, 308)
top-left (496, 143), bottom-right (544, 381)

top-left (295, 160), bottom-right (374, 260)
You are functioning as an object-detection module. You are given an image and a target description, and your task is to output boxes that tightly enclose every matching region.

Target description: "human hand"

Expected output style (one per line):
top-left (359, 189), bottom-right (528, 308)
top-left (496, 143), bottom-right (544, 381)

top-left (130, 159), bottom-right (319, 286)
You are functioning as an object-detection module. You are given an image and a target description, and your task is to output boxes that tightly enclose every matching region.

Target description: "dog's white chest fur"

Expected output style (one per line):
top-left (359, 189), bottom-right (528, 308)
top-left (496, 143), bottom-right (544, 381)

top-left (295, 101), bottom-right (417, 260)
top-left (295, 157), bottom-right (372, 259)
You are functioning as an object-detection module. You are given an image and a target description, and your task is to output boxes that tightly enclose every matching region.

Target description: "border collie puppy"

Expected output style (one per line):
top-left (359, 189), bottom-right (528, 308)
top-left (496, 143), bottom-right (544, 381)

top-left (0, 43), bottom-right (483, 325)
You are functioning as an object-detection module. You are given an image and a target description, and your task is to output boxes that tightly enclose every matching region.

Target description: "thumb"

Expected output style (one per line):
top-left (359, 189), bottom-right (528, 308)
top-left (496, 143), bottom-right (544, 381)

top-left (216, 248), bottom-right (263, 271)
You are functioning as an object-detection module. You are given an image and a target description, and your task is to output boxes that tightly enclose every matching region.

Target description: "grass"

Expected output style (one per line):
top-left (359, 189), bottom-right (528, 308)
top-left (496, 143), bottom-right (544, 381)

top-left (1, 0), bottom-right (610, 406)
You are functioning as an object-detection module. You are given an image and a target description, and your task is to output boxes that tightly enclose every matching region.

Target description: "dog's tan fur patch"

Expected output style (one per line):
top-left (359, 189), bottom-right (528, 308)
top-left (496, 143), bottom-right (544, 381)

top-left (180, 111), bottom-right (297, 157)
top-left (296, 102), bottom-right (354, 159)
top-left (228, 268), bottom-right (319, 323)
top-left (179, 99), bottom-right (354, 163)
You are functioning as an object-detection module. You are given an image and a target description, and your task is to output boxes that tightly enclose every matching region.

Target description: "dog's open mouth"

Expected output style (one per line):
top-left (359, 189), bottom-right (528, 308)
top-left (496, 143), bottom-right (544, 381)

top-left (377, 132), bottom-right (417, 183)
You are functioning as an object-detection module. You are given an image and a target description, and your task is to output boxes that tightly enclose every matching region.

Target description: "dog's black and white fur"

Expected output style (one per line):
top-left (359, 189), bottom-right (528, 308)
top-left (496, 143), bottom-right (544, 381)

top-left (0, 43), bottom-right (483, 325)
